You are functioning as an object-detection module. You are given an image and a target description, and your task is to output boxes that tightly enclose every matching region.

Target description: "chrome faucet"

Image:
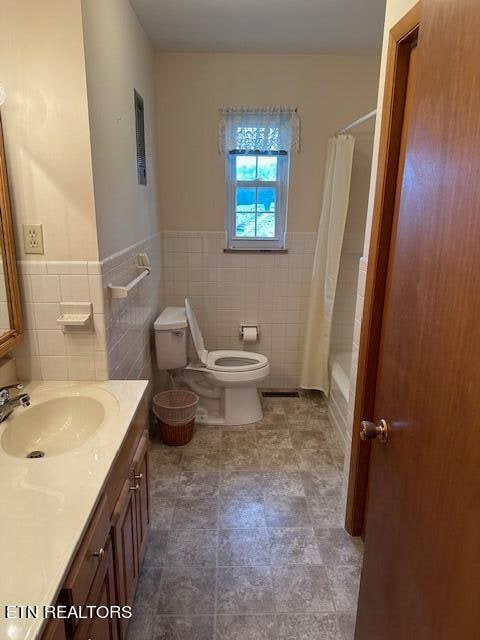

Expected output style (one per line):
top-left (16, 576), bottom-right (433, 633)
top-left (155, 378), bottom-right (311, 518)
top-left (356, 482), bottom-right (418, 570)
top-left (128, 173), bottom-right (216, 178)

top-left (0, 383), bottom-right (31, 423)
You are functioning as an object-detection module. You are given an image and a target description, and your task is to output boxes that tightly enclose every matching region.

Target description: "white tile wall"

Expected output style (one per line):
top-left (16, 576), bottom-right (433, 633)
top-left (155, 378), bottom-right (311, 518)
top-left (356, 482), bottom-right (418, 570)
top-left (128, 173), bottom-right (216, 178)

top-left (329, 378), bottom-right (349, 450)
top-left (13, 233), bottom-right (163, 384)
top-left (330, 232), bottom-right (364, 355)
top-left (162, 231), bottom-right (315, 389)
top-left (13, 260), bottom-right (107, 381)
top-left (12, 227), bottom-right (362, 405)
top-left (102, 233), bottom-right (163, 381)
top-left (343, 255), bottom-right (367, 479)
top-left (328, 232), bottom-right (364, 463)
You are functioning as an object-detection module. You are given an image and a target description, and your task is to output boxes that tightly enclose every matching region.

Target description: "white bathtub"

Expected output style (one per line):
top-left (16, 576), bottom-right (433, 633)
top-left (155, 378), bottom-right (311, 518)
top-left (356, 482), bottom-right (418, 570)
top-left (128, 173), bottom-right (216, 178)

top-left (331, 351), bottom-right (352, 403)
top-left (328, 350), bottom-right (352, 449)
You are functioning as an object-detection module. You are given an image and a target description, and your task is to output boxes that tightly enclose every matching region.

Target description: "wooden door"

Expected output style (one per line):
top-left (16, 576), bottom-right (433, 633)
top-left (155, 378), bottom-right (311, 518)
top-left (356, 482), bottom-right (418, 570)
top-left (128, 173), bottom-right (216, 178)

top-left (132, 433), bottom-right (150, 565)
top-left (355, 1), bottom-right (480, 638)
top-left (112, 477), bottom-right (139, 618)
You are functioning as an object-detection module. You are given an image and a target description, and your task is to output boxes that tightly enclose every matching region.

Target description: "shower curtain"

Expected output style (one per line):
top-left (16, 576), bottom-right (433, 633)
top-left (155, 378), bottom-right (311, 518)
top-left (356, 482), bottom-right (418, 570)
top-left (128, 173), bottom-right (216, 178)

top-left (301, 135), bottom-right (355, 392)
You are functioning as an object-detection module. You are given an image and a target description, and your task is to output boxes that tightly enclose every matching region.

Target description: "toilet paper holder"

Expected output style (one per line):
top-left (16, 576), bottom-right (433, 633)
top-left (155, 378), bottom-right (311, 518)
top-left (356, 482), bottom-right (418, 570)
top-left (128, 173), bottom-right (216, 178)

top-left (239, 324), bottom-right (260, 341)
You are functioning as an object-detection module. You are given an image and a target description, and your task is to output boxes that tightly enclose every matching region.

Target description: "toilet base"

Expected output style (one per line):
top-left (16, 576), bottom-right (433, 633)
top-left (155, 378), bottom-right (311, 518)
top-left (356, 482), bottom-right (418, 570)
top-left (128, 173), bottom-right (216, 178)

top-left (224, 385), bottom-right (263, 425)
top-left (194, 385), bottom-right (263, 426)
top-left (180, 366), bottom-right (267, 426)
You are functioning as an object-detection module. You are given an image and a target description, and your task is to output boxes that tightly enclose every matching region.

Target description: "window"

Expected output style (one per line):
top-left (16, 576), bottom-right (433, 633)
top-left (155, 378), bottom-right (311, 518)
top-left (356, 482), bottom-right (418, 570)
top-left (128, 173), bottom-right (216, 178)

top-left (227, 150), bottom-right (289, 248)
top-left (219, 108), bottom-right (299, 250)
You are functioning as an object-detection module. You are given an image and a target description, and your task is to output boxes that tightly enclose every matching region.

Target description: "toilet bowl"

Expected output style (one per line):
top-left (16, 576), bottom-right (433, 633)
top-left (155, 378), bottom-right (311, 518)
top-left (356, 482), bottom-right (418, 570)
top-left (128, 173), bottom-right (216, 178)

top-left (154, 299), bottom-right (269, 425)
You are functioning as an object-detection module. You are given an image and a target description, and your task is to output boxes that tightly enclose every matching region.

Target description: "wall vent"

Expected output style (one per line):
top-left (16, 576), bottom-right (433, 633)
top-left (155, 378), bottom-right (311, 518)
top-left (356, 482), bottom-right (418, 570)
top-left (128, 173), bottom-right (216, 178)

top-left (262, 390), bottom-right (300, 398)
top-left (134, 90), bottom-right (146, 185)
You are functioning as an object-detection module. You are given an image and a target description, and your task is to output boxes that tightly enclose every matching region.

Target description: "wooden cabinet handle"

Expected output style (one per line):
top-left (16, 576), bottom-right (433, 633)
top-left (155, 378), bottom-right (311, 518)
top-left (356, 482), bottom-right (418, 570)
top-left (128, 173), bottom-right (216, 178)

top-left (134, 473), bottom-right (143, 480)
top-left (92, 547), bottom-right (105, 561)
top-left (129, 484), bottom-right (140, 491)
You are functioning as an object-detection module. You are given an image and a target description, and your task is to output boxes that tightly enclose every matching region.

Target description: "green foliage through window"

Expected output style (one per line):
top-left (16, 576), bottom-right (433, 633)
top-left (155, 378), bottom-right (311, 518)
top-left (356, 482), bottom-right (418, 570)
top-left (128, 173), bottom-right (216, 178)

top-left (234, 155), bottom-right (278, 238)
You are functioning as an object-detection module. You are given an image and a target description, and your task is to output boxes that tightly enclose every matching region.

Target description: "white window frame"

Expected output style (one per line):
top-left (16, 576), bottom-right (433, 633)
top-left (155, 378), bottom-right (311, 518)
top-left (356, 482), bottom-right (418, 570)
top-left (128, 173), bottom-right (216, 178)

top-left (226, 151), bottom-right (290, 250)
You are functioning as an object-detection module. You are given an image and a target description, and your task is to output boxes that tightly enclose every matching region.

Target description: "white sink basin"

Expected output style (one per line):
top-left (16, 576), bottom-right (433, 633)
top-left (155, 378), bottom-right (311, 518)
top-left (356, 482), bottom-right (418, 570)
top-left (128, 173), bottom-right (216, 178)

top-left (1, 390), bottom-right (118, 458)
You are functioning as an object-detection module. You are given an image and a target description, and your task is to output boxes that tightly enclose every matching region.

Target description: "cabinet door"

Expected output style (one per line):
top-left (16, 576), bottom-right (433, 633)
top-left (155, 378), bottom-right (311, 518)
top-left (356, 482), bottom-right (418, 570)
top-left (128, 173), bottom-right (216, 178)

top-left (62, 494), bottom-right (110, 611)
top-left (112, 476), bottom-right (139, 629)
top-left (132, 432), bottom-right (150, 565)
top-left (74, 537), bottom-right (119, 640)
top-left (42, 618), bottom-right (66, 640)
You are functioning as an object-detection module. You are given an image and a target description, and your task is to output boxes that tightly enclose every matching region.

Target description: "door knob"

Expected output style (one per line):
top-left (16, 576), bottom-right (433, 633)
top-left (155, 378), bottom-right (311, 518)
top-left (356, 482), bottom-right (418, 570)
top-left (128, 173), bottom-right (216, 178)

top-left (360, 419), bottom-right (389, 443)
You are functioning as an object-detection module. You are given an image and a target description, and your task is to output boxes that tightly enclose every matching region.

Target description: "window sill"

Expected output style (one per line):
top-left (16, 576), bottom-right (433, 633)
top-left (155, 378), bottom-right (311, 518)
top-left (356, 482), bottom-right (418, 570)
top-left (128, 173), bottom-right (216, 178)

top-left (224, 248), bottom-right (288, 254)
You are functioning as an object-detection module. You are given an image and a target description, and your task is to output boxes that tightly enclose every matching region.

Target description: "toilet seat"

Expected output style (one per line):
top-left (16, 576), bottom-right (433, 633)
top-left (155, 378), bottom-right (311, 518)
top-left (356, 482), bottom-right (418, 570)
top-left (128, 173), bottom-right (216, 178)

top-left (185, 298), bottom-right (268, 373)
top-left (206, 350), bottom-right (268, 372)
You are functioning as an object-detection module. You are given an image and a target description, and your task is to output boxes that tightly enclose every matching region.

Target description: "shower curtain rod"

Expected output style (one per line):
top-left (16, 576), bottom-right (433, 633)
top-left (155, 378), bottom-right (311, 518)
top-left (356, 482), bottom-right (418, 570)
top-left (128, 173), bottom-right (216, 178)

top-left (336, 109), bottom-right (377, 135)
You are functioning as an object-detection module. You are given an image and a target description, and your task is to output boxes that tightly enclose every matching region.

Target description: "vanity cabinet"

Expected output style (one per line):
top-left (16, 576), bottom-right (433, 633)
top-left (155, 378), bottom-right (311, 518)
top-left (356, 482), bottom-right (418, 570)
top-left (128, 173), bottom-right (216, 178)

top-left (132, 434), bottom-right (150, 565)
top-left (73, 536), bottom-right (119, 640)
top-left (113, 433), bottom-right (150, 637)
top-left (62, 494), bottom-right (110, 615)
top-left (113, 478), bottom-right (139, 623)
top-left (42, 619), bottom-right (67, 640)
top-left (43, 399), bottom-right (150, 640)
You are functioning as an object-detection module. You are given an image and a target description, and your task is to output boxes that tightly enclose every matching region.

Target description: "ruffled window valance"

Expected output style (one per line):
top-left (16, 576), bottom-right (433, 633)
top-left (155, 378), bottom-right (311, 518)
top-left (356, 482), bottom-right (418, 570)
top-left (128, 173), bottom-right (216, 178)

top-left (218, 106), bottom-right (300, 154)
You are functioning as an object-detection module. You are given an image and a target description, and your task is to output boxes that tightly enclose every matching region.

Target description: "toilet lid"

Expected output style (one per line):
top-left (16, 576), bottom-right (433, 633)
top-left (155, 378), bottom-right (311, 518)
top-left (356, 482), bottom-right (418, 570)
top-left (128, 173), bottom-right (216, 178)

top-left (185, 297), bottom-right (208, 365)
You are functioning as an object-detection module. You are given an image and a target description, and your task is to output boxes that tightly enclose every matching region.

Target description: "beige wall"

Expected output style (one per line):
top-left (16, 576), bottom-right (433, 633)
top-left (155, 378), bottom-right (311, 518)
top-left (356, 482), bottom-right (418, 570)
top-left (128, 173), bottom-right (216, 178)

top-left (81, 0), bottom-right (160, 260)
top-left (155, 53), bottom-right (380, 232)
top-left (363, 0), bottom-right (418, 256)
top-left (0, 0), bottom-right (161, 262)
top-left (0, 0), bottom-right (99, 262)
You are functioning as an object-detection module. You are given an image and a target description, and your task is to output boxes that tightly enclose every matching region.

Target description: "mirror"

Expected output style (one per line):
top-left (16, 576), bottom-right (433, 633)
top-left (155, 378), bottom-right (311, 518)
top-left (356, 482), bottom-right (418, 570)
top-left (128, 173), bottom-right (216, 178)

top-left (0, 113), bottom-right (23, 354)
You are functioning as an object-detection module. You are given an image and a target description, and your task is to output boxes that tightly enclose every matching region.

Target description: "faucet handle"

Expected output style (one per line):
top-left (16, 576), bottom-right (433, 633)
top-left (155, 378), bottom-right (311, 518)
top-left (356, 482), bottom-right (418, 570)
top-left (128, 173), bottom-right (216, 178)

top-left (0, 384), bottom-right (24, 405)
top-left (19, 394), bottom-right (31, 408)
top-left (0, 383), bottom-right (24, 392)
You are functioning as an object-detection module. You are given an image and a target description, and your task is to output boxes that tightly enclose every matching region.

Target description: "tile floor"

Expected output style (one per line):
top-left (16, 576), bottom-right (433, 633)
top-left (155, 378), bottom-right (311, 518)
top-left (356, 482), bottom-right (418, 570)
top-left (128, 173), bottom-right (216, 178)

top-left (127, 392), bottom-right (363, 640)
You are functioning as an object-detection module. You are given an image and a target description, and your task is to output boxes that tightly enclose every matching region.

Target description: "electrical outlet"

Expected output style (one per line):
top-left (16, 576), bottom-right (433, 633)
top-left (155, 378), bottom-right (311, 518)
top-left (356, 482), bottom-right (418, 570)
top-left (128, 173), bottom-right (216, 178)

top-left (23, 224), bottom-right (44, 255)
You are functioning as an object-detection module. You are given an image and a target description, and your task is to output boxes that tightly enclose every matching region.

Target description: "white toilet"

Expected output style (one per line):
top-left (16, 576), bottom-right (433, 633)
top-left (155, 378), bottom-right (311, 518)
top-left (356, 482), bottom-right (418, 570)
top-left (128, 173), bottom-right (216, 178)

top-left (154, 299), bottom-right (270, 425)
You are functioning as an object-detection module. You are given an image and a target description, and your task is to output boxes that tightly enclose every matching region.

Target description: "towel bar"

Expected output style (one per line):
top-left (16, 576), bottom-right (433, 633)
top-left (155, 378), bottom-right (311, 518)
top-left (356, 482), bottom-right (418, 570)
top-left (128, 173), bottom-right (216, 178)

top-left (108, 253), bottom-right (151, 299)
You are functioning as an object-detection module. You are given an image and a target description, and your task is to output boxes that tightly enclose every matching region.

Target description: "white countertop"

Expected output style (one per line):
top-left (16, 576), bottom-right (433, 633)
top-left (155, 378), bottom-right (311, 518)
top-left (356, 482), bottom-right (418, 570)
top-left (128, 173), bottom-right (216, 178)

top-left (0, 380), bottom-right (148, 640)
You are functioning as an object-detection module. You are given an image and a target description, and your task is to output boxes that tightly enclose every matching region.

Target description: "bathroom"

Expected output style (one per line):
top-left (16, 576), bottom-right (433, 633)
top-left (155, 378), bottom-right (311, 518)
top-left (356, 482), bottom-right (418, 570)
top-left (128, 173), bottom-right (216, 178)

top-left (2, 0), bottom-right (479, 639)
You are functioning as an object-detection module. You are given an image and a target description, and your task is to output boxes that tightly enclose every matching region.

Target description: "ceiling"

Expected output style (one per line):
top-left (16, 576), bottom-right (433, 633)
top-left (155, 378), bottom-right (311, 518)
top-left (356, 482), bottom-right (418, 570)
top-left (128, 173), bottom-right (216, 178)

top-left (129, 0), bottom-right (387, 55)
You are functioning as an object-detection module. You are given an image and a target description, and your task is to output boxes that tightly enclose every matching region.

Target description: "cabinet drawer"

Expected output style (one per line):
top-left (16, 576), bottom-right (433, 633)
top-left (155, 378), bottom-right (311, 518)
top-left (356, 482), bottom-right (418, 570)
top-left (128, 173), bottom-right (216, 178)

top-left (62, 493), bottom-right (110, 609)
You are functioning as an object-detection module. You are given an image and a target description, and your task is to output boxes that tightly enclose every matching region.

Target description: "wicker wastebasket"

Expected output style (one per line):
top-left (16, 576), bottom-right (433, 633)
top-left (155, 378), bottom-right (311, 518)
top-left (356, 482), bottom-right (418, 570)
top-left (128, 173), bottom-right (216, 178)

top-left (152, 389), bottom-right (199, 446)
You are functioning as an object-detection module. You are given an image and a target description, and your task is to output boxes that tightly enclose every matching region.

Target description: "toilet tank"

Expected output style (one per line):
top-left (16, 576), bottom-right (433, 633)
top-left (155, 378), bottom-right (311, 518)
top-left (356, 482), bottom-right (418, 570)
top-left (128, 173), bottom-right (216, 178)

top-left (154, 307), bottom-right (188, 370)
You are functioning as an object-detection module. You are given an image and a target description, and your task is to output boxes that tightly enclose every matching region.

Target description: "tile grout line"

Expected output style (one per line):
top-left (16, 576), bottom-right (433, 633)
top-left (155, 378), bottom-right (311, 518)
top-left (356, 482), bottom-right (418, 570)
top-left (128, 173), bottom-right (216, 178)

top-left (137, 395), bottom-right (359, 639)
